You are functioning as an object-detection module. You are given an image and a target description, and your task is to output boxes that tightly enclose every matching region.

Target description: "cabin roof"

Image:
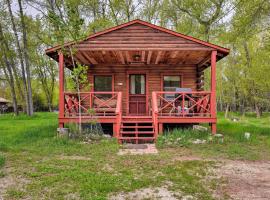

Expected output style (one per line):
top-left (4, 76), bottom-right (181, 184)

top-left (45, 19), bottom-right (229, 68)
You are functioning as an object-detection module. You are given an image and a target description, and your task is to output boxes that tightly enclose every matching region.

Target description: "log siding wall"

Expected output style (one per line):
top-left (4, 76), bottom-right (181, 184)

top-left (88, 65), bottom-right (197, 115)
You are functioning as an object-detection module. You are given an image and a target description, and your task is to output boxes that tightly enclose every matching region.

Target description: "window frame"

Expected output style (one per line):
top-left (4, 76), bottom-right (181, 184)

top-left (93, 74), bottom-right (114, 92)
top-left (129, 74), bottom-right (146, 95)
top-left (161, 74), bottom-right (183, 91)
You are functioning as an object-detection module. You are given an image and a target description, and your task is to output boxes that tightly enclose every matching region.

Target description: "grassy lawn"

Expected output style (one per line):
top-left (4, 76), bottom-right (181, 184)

top-left (0, 112), bottom-right (270, 199)
top-left (157, 112), bottom-right (270, 161)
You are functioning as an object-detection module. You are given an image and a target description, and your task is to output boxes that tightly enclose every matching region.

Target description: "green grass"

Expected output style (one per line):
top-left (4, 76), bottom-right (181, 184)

top-left (158, 112), bottom-right (270, 160)
top-left (0, 112), bottom-right (269, 199)
top-left (0, 112), bottom-right (215, 200)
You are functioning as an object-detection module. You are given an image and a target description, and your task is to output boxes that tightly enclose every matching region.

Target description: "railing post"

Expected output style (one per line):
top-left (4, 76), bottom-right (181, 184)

top-left (115, 92), bottom-right (122, 139)
top-left (211, 51), bottom-right (217, 134)
top-left (182, 93), bottom-right (185, 117)
top-left (152, 92), bottom-right (158, 138)
top-left (210, 51), bottom-right (217, 117)
top-left (58, 52), bottom-right (64, 121)
top-left (89, 93), bottom-right (92, 109)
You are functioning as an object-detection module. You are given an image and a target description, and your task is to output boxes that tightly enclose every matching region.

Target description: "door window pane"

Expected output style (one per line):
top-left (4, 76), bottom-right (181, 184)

top-left (163, 76), bottom-right (181, 91)
top-left (130, 75), bottom-right (145, 94)
top-left (94, 75), bottom-right (112, 91)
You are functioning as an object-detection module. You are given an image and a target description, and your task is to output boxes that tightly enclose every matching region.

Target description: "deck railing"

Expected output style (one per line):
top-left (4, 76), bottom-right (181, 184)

top-left (152, 91), bottom-right (212, 117)
top-left (64, 92), bottom-right (122, 117)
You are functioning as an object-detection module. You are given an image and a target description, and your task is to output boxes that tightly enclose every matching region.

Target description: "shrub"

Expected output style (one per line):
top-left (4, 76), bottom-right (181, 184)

top-left (66, 122), bottom-right (107, 142)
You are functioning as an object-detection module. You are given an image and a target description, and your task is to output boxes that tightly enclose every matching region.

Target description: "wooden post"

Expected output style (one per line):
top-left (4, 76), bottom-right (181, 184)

top-left (58, 52), bottom-right (64, 128)
top-left (158, 123), bottom-right (163, 134)
top-left (211, 51), bottom-right (217, 134)
top-left (113, 123), bottom-right (117, 137)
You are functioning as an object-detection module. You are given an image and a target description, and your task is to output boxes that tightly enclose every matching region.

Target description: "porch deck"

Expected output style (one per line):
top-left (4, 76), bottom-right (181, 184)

top-left (60, 91), bottom-right (216, 143)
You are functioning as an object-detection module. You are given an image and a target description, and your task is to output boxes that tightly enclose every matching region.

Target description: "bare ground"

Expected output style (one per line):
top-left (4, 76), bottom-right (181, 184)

top-left (109, 157), bottom-right (270, 200)
top-left (215, 160), bottom-right (270, 200)
top-left (0, 164), bottom-right (29, 200)
top-left (1, 155), bottom-right (270, 200)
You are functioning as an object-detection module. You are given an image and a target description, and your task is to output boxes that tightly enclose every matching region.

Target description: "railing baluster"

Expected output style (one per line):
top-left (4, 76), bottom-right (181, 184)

top-left (155, 91), bottom-right (211, 117)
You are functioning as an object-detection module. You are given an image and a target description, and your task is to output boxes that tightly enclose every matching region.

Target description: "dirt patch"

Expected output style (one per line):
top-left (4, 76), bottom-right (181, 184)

top-left (0, 166), bottom-right (29, 199)
top-left (215, 160), bottom-right (270, 200)
top-left (118, 144), bottom-right (158, 155)
top-left (173, 155), bottom-right (203, 161)
top-left (58, 155), bottom-right (91, 161)
top-left (108, 186), bottom-right (195, 200)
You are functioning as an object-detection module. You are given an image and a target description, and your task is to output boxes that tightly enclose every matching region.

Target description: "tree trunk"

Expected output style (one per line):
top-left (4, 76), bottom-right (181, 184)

top-left (225, 104), bottom-right (229, 119)
top-left (0, 23), bottom-right (18, 115)
top-left (255, 104), bottom-right (261, 118)
top-left (7, 0), bottom-right (29, 114)
top-left (18, 0), bottom-right (34, 115)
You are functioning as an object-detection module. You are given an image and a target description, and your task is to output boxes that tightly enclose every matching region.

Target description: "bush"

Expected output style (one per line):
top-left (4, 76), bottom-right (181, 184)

top-left (66, 122), bottom-right (108, 142)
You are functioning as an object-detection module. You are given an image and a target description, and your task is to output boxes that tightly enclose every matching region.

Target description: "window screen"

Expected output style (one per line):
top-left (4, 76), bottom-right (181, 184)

top-left (163, 76), bottom-right (181, 91)
top-left (94, 75), bottom-right (112, 91)
top-left (130, 75), bottom-right (145, 94)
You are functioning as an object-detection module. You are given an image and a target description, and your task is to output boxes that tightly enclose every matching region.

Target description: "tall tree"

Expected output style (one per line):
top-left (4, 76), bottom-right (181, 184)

top-left (6, 0), bottom-right (28, 112)
top-left (18, 0), bottom-right (34, 115)
top-left (0, 23), bottom-right (18, 115)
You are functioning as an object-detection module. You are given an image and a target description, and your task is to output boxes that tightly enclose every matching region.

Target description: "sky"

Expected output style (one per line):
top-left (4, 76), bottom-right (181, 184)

top-left (11, 0), bottom-right (41, 17)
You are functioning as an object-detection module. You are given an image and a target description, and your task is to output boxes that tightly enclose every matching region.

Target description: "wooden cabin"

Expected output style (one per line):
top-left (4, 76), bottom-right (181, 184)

top-left (46, 19), bottom-right (229, 143)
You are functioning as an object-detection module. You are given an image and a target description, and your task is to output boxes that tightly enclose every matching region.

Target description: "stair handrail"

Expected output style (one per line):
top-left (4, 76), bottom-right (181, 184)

top-left (115, 92), bottom-right (122, 138)
top-left (152, 92), bottom-right (159, 138)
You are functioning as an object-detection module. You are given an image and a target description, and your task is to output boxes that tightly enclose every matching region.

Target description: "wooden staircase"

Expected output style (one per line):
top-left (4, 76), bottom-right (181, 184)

top-left (118, 116), bottom-right (156, 143)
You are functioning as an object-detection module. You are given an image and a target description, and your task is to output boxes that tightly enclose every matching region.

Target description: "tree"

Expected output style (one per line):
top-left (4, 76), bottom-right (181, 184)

top-left (6, 0), bottom-right (28, 112)
top-left (0, 22), bottom-right (18, 115)
top-left (18, 0), bottom-right (34, 115)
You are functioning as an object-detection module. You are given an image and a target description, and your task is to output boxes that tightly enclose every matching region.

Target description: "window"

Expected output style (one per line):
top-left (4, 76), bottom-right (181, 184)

top-left (163, 75), bottom-right (181, 91)
top-left (130, 75), bottom-right (145, 94)
top-left (94, 75), bottom-right (112, 92)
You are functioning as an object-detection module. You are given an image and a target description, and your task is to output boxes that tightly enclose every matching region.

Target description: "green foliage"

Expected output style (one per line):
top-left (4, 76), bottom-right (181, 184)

top-left (157, 129), bottom-right (211, 148)
top-left (66, 63), bottom-right (90, 91)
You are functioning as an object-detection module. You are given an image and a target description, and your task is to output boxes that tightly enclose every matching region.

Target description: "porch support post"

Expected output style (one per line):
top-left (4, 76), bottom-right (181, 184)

top-left (158, 123), bottom-right (163, 134)
top-left (210, 50), bottom-right (217, 134)
top-left (58, 52), bottom-right (64, 128)
top-left (113, 123), bottom-right (117, 137)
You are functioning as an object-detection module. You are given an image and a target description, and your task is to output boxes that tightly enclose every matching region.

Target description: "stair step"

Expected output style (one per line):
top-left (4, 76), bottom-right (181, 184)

top-left (121, 131), bottom-right (154, 134)
top-left (121, 126), bottom-right (153, 129)
top-left (119, 137), bottom-right (155, 140)
top-left (122, 116), bottom-right (152, 118)
top-left (122, 120), bottom-right (153, 124)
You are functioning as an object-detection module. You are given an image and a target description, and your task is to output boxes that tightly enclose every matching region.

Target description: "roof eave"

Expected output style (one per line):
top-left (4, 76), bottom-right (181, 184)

top-left (45, 19), bottom-right (230, 58)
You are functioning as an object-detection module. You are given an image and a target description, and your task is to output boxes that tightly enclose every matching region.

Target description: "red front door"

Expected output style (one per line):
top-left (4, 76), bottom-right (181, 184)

top-left (129, 74), bottom-right (146, 115)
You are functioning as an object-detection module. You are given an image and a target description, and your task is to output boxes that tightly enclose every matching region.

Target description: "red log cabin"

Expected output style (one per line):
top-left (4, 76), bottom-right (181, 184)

top-left (46, 19), bottom-right (229, 143)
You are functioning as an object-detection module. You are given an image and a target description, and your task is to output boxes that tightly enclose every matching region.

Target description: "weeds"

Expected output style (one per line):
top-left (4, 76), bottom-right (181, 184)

top-left (157, 129), bottom-right (211, 148)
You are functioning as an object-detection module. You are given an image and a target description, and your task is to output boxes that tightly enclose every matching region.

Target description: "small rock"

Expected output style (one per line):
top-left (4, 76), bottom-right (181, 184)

top-left (193, 125), bottom-right (208, 132)
top-left (57, 128), bottom-right (69, 137)
top-left (244, 132), bottom-right (251, 140)
top-left (192, 139), bottom-right (206, 144)
top-left (103, 134), bottom-right (112, 138)
top-left (231, 117), bottom-right (240, 122)
top-left (182, 195), bottom-right (194, 200)
top-left (215, 133), bottom-right (223, 137)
